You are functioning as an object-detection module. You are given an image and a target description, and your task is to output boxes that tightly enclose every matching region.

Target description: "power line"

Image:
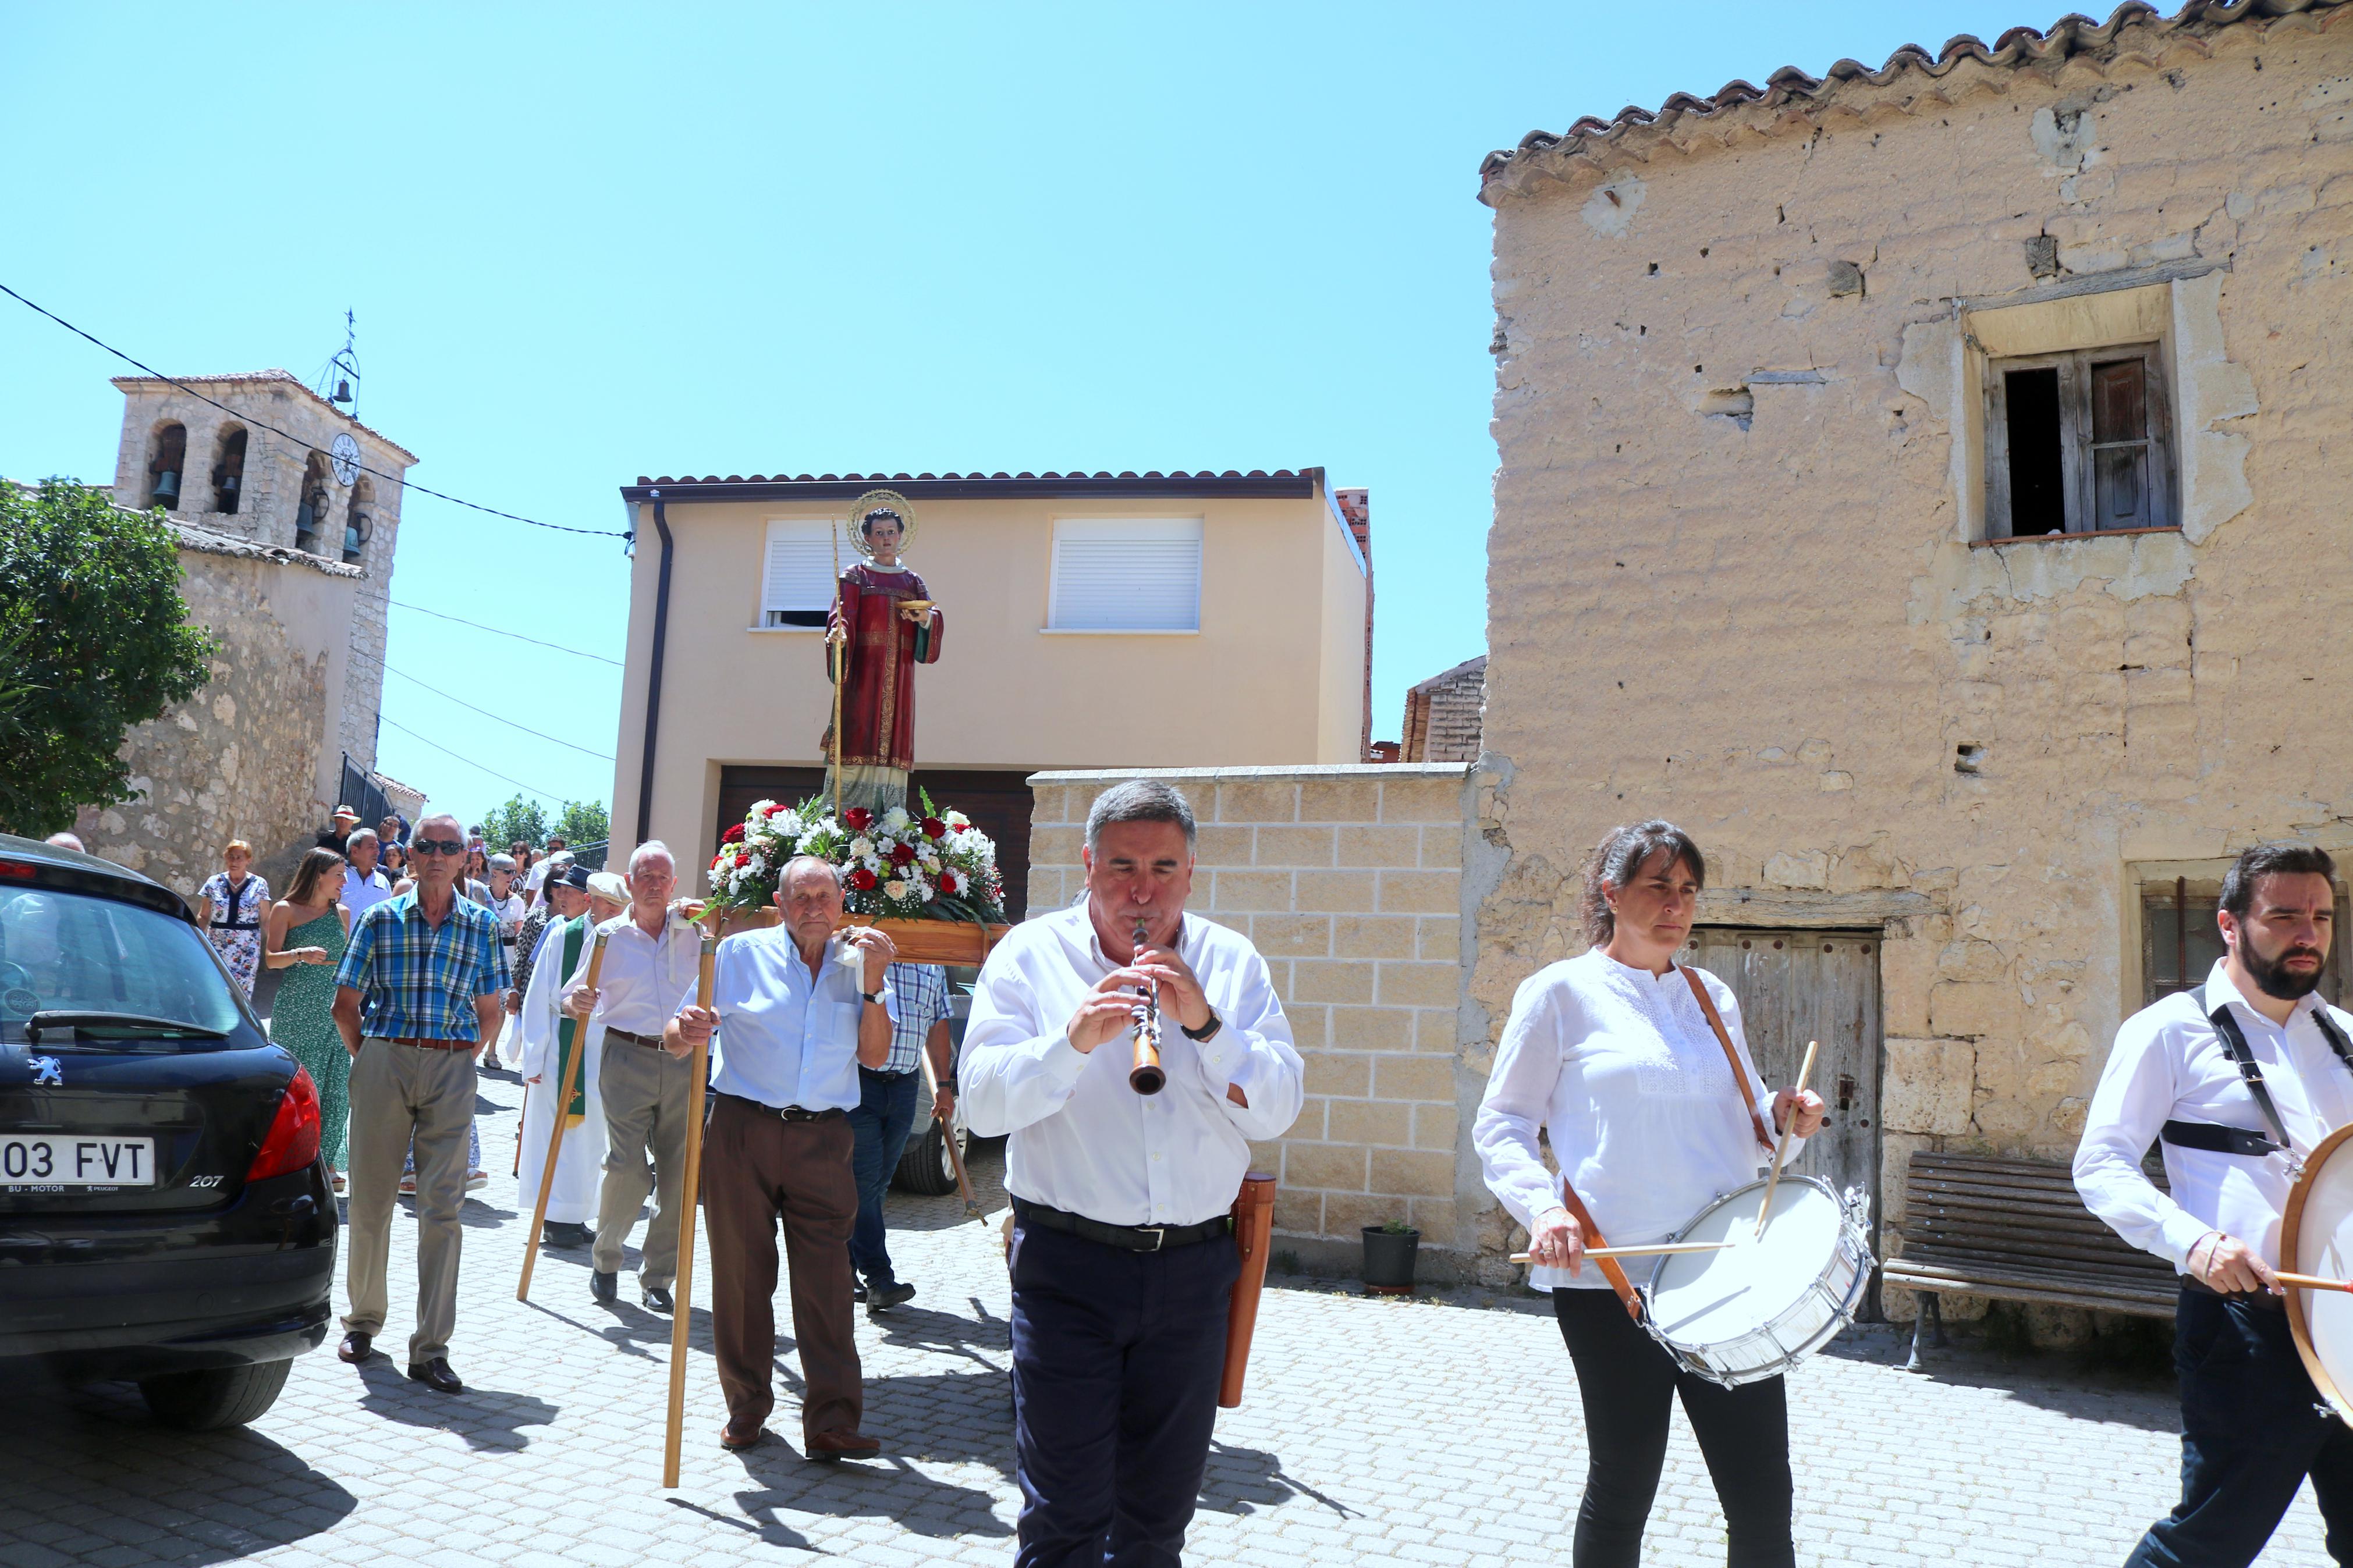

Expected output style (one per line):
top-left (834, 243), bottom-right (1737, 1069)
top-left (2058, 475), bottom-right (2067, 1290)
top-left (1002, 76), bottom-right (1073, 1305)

top-left (0, 280), bottom-right (629, 540)
top-left (378, 716), bottom-right (576, 806)
top-left (391, 599), bottom-right (626, 666)
top-left (382, 665), bottom-right (616, 760)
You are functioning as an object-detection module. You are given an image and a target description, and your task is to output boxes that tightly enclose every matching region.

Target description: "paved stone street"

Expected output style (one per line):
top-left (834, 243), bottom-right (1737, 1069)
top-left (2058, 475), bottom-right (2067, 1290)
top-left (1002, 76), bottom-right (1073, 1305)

top-left (0, 1067), bottom-right (2334, 1567)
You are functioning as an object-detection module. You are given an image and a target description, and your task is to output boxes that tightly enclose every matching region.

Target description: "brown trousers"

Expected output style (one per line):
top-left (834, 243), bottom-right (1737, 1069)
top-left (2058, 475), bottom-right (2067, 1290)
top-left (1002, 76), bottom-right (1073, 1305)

top-left (702, 1094), bottom-right (863, 1441)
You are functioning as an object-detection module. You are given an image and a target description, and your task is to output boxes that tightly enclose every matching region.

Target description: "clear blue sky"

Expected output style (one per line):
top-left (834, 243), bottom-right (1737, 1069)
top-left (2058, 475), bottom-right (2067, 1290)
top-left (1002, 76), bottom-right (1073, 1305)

top-left (2, 2), bottom-right (2040, 831)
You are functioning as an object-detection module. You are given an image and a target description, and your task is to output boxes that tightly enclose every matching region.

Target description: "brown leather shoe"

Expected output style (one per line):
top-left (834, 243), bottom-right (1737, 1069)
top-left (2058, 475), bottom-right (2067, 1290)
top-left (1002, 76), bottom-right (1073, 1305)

top-left (338, 1332), bottom-right (373, 1364)
top-left (804, 1430), bottom-right (881, 1462)
top-left (719, 1421), bottom-right (767, 1452)
top-left (406, 1357), bottom-right (464, 1395)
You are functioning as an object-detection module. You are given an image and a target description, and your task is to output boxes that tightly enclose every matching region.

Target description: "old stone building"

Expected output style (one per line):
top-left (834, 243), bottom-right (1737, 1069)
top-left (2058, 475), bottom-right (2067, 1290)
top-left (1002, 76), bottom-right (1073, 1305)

top-left (1470, 0), bottom-right (2353, 1306)
top-left (1400, 654), bottom-right (1485, 762)
top-left (68, 372), bottom-right (417, 893)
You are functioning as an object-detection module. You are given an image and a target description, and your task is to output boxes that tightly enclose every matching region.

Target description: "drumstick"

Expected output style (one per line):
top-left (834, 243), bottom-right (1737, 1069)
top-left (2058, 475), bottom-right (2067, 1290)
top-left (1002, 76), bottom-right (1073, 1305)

top-left (1755, 1039), bottom-right (1819, 1239)
top-left (661, 926), bottom-right (718, 1489)
top-left (1509, 1241), bottom-right (1734, 1263)
top-left (518, 931), bottom-right (606, 1301)
top-left (2277, 1272), bottom-right (2353, 1293)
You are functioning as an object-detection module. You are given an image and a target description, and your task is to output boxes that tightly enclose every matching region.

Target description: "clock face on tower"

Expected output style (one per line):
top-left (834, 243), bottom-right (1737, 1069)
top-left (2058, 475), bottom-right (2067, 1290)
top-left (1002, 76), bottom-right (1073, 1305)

top-left (329, 432), bottom-right (360, 486)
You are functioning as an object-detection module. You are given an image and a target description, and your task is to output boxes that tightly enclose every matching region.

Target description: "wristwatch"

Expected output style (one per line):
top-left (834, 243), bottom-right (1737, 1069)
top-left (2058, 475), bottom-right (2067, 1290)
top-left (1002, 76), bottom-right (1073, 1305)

top-left (861, 989), bottom-right (885, 1005)
top-left (1181, 1007), bottom-right (1223, 1043)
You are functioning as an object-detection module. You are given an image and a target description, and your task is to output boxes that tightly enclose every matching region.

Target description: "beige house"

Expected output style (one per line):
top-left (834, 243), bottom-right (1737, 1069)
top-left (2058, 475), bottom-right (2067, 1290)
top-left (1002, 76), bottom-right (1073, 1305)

top-left (609, 470), bottom-right (1371, 907)
top-left (1467, 2), bottom-right (2353, 1302)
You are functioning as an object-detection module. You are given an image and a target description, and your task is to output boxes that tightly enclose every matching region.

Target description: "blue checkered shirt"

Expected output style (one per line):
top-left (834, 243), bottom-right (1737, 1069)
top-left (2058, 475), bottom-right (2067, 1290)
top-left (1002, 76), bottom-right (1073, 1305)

top-left (333, 887), bottom-right (510, 1042)
top-left (881, 963), bottom-right (952, 1075)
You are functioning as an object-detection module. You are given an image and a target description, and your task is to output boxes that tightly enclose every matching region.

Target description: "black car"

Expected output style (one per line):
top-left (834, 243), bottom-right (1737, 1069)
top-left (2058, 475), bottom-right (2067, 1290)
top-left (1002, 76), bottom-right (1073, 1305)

top-left (0, 833), bottom-right (336, 1428)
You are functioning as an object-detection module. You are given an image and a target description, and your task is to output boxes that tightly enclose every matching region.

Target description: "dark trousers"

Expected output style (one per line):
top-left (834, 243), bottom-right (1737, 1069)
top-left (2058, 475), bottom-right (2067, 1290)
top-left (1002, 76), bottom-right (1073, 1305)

top-left (2125, 1285), bottom-right (2353, 1566)
top-left (1554, 1287), bottom-right (1796, 1568)
top-left (846, 1066), bottom-right (920, 1287)
top-left (1009, 1214), bottom-right (1241, 1568)
top-left (700, 1095), bottom-right (863, 1442)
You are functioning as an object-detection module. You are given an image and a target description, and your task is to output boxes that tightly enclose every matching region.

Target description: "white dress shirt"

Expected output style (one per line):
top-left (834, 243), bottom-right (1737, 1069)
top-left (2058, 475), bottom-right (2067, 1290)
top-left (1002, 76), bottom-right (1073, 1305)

top-left (960, 904), bottom-right (1304, 1228)
top-left (340, 866), bottom-right (393, 920)
top-left (566, 906), bottom-right (701, 1037)
top-left (705, 927), bottom-right (890, 1113)
top-left (2075, 960), bottom-right (2353, 1272)
top-left (1474, 950), bottom-right (1791, 1291)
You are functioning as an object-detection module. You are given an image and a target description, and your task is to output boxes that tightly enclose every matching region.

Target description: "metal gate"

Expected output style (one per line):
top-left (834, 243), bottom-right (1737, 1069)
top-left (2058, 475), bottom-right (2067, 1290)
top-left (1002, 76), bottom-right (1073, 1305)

top-left (1688, 927), bottom-right (1883, 1258)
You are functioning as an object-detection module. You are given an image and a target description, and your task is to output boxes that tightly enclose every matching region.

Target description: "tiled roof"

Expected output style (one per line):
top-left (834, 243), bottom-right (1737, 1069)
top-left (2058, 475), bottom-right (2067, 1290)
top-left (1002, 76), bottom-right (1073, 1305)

top-left (1479, 0), bottom-right (2349, 202)
top-left (620, 469), bottom-right (1323, 502)
top-left (111, 369), bottom-right (420, 465)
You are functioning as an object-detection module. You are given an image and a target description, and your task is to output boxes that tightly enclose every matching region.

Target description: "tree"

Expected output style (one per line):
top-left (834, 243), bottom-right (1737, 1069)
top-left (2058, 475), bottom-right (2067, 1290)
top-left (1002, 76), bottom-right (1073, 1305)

top-left (476, 794), bottom-right (549, 851)
top-left (555, 799), bottom-right (609, 846)
top-left (0, 481), bottom-right (213, 836)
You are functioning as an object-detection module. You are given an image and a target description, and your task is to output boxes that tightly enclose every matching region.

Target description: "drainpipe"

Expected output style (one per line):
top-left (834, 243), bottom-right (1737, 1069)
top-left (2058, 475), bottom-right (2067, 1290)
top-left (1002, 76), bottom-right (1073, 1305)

top-left (634, 489), bottom-right (673, 846)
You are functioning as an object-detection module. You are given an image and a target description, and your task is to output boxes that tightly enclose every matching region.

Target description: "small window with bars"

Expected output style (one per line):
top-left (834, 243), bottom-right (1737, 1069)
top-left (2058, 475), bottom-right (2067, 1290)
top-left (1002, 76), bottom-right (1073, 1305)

top-left (760, 519), bottom-right (844, 628)
top-left (1985, 343), bottom-right (2175, 539)
top-left (2143, 877), bottom-right (2348, 1008)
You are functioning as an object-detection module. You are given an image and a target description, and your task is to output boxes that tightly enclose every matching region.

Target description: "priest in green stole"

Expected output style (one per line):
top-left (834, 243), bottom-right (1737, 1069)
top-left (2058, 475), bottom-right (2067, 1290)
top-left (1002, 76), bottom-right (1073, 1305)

top-left (517, 868), bottom-right (620, 1249)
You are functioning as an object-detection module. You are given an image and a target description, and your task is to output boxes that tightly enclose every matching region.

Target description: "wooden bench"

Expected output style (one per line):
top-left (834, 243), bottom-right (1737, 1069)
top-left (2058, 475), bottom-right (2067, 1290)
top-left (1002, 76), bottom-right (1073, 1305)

top-left (1883, 1150), bottom-right (2180, 1370)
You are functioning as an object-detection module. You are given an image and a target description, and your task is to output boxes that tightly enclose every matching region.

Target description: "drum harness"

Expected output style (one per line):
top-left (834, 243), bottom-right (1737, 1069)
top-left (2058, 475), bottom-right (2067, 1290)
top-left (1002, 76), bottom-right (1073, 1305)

top-left (2159, 984), bottom-right (2353, 1177)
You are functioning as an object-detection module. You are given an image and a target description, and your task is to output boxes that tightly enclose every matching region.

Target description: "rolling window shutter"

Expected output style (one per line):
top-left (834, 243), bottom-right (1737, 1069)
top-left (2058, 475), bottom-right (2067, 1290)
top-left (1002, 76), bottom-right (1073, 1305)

top-left (762, 521), bottom-right (840, 627)
top-left (1050, 519), bottom-right (1202, 631)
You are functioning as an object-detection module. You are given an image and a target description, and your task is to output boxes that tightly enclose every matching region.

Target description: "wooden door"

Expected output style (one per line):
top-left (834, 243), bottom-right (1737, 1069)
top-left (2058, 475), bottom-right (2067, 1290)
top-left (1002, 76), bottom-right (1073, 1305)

top-left (1688, 928), bottom-right (1883, 1249)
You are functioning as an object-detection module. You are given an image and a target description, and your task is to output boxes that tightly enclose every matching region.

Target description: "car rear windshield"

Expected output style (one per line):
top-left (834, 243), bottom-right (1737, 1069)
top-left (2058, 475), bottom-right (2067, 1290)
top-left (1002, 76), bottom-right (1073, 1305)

top-left (0, 888), bottom-right (246, 1046)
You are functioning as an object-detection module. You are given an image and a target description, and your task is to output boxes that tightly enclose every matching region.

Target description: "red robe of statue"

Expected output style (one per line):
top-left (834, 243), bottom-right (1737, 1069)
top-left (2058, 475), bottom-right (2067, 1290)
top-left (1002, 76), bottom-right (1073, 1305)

top-left (826, 562), bottom-right (943, 774)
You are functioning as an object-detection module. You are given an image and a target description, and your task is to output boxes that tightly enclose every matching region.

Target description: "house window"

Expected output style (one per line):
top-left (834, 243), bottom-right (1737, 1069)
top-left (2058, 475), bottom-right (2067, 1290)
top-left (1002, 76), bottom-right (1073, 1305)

top-left (210, 425), bottom-right (247, 515)
top-left (2142, 877), bottom-right (2347, 1008)
top-left (147, 422), bottom-right (187, 511)
top-left (760, 518), bottom-right (843, 628)
top-left (1985, 344), bottom-right (2174, 538)
top-left (1048, 518), bottom-right (1202, 632)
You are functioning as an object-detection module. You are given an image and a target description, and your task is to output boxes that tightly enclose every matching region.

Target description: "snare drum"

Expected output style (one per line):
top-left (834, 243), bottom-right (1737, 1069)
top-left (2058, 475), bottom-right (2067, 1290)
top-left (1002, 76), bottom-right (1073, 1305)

top-left (1643, 1175), bottom-right (1873, 1387)
top-left (2281, 1123), bottom-right (2353, 1421)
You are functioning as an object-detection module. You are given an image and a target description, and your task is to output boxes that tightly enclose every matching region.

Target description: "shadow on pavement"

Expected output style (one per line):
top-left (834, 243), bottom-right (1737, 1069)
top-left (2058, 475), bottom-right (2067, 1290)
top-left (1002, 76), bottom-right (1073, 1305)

top-left (0, 1361), bottom-right (359, 1563)
top-left (1199, 1438), bottom-right (1361, 1520)
top-left (352, 1356), bottom-right (560, 1450)
top-left (729, 1452), bottom-right (1014, 1541)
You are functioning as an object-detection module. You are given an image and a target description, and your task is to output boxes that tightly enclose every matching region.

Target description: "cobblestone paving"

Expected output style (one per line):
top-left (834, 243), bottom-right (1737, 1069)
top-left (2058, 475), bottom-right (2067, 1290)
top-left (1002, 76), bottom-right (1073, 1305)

top-left (0, 1068), bottom-right (2334, 1566)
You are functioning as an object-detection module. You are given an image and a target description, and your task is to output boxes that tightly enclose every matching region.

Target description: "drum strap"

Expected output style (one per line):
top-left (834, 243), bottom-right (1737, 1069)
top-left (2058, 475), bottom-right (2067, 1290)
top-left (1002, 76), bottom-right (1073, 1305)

top-left (2189, 991), bottom-right (2353, 1161)
top-left (1555, 1176), bottom-right (1643, 1321)
top-left (1679, 965), bottom-right (1776, 1151)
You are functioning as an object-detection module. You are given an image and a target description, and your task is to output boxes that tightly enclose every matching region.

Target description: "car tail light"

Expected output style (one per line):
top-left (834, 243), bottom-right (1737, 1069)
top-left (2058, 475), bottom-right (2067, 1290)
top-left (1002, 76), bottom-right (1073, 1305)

top-left (246, 1066), bottom-right (322, 1182)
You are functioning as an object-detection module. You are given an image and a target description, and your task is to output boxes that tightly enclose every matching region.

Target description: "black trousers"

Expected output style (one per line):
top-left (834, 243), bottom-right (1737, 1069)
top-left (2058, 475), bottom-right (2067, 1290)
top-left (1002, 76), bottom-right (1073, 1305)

top-left (1554, 1287), bottom-right (1795, 1568)
top-left (1008, 1216), bottom-right (1240, 1568)
top-left (2124, 1285), bottom-right (2353, 1566)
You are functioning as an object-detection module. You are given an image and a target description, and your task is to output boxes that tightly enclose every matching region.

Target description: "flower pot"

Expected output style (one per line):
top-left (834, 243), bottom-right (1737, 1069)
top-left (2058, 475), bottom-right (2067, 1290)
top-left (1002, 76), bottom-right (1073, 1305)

top-left (1362, 1226), bottom-right (1420, 1295)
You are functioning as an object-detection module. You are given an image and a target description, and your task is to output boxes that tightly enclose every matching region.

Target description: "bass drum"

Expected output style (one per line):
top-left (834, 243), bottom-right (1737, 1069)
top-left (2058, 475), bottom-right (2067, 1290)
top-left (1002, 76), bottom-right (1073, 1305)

top-left (2282, 1122), bottom-right (2353, 1421)
top-left (1645, 1175), bottom-right (1873, 1388)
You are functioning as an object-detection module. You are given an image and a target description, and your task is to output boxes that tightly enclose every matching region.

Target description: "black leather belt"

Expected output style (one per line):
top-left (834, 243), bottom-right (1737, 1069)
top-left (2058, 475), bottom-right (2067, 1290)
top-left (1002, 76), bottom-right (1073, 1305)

top-left (608, 1027), bottom-right (666, 1050)
top-left (1014, 1197), bottom-right (1232, 1253)
top-left (720, 1093), bottom-right (843, 1123)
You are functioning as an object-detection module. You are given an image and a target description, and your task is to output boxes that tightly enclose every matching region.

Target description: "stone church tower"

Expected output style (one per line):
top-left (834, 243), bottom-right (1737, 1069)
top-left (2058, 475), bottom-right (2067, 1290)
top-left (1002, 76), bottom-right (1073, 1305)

top-left (70, 372), bottom-right (419, 894)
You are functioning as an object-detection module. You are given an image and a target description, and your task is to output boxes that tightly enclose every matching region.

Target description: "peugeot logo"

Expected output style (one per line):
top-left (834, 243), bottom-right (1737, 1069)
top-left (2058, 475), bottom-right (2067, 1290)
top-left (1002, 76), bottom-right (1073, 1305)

top-left (28, 1055), bottom-right (61, 1087)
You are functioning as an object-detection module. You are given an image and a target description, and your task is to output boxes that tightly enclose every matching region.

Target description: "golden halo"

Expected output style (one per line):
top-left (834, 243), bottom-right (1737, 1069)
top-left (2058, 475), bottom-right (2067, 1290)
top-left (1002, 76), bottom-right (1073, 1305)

top-left (845, 489), bottom-right (917, 561)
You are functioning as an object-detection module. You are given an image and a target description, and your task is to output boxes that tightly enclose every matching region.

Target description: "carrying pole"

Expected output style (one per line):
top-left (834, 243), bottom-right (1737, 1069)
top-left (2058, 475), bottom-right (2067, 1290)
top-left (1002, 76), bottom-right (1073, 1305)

top-left (662, 927), bottom-right (718, 1487)
top-left (518, 931), bottom-right (606, 1300)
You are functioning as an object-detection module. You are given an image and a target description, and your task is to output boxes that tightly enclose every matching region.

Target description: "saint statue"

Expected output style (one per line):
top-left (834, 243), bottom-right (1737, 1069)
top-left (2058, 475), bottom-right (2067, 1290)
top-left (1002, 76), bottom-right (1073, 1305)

top-left (822, 497), bottom-right (943, 817)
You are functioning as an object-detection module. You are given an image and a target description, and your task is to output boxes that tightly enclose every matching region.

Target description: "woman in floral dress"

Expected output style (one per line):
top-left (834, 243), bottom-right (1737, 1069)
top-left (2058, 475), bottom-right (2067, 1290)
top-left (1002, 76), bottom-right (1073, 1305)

top-left (263, 849), bottom-right (353, 1187)
top-left (196, 840), bottom-right (270, 997)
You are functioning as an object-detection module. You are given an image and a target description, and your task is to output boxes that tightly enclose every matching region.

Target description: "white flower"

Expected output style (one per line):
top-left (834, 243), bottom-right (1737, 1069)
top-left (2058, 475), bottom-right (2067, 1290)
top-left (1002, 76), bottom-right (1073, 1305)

top-left (883, 879), bottom-right (907, 901)
top-left (849, 835), bottom-right (874, 858)
top-left (943, 809), bottom-right (970, 829)
top-left (748, 799), bottom-right (778, 820)
top-left (882, 806), bottom-right (911, 831)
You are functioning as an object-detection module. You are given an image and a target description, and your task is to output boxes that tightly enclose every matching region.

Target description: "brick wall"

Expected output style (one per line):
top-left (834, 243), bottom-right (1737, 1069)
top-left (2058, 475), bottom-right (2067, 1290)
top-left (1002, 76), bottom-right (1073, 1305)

top-left (1401, 655), bottom-right (1485, 764)
top-left (1027, 764), bottom-right (1478, 1268)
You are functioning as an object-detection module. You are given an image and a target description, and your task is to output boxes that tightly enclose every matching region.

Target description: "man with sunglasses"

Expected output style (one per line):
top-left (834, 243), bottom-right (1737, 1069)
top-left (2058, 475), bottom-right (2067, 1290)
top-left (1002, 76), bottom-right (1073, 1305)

top-left (332, 812), bottom-right (510, 1396)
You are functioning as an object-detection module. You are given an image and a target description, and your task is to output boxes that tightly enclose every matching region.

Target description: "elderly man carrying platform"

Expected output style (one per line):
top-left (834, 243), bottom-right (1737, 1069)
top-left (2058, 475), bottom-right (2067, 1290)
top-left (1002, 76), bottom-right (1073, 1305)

top-left (564, 845), bottom-right (702, 1311)
top-left (670, 854), bottom-right (896, 1459)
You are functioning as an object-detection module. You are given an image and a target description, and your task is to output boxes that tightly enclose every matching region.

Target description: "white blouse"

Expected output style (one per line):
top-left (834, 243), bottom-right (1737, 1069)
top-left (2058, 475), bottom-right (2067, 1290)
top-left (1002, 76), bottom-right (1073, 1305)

top-left (1474, 949), bottom-right (1794, 1290)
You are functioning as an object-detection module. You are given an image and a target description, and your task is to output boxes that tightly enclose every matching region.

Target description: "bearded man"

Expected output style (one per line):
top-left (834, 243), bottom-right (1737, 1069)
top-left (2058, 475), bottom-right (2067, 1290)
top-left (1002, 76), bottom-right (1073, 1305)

top-left (2078, 842), bottom-right (2353, 1567)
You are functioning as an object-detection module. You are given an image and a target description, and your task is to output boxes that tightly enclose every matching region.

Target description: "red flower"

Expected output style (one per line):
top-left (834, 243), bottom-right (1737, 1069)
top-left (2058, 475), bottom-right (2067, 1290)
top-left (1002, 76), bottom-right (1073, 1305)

top-left (888, 841), bottom-right (917, 866)
top-left (847, 866), bottom-right (878, 891)
top-left (843, 807), bottom-right (874, 831)
top-left (711, 854), bottom-right (725, 870)
top-left (920, 816), bottom-right (947, 840)
top-left (762, 803), bottom-right (787, 818)
top-left (938, 869), bottom-right (960, 895)
top-left (721, 823), bottom-right (746, 845)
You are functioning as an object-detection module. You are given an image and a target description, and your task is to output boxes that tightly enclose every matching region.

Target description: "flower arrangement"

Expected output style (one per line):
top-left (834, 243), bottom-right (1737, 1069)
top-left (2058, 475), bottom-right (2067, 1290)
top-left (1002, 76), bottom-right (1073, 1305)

top-left (705, 788), bottom-right (1006, 926)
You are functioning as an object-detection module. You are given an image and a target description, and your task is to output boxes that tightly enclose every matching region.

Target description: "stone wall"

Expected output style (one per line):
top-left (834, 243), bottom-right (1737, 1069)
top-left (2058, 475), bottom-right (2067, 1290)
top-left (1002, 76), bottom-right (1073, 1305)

top-left (1027, 765), bottom-right (1481, 1272)
top-left (1401, 655), bottom-right (1485, 763)
top-left (77, 528), bottom-right (362, 900)
top-left (1478, 10), bottom-right (2353, 1314)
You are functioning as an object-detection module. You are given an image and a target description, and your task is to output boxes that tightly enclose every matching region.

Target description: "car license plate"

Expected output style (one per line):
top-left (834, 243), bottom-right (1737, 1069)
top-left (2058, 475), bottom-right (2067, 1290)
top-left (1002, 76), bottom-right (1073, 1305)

top-left (0, 1135), bottom-right (158, 1187)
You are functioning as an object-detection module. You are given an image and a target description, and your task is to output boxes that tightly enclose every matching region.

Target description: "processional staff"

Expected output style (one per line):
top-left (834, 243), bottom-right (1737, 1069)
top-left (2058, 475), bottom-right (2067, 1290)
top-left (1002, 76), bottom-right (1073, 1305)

top-left (518, 931), bottom-right (606, 1301)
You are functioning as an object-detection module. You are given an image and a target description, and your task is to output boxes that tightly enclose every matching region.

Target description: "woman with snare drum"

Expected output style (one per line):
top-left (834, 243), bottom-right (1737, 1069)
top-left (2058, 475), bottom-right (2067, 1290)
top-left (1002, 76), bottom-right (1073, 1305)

top-left (1474, 820), bottom-right (1825, 1568)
